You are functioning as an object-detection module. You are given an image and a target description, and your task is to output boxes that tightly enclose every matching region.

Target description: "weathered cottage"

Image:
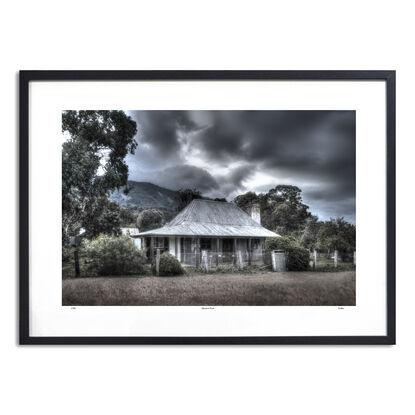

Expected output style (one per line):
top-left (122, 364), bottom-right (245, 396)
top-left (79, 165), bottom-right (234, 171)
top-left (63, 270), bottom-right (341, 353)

top-left (137, 199), bottom-right (279, 266)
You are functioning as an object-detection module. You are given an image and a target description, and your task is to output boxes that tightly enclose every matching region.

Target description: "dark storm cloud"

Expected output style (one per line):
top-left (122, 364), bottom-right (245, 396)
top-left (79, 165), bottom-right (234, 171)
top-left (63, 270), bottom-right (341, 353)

top-left (156, 165), bottom-right (219, 193)
top-left (192, 111), bottom-right (355, 183)
top-left (213, 163), bottom-right (259, 197)
top-left (125, 110), bottom-right (355, 222)
top-left (191, 111), bottom-right (325, 162)
top-left (130, 110), bottom-right (198, 154)
top-left (125, 111), bottom-right (200, 170)
top-left (190, 111), bottom-right (355, 221)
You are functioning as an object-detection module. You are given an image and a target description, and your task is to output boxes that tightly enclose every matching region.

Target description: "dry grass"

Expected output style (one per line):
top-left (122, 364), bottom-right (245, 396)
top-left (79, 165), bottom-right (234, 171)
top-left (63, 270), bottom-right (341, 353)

top-left (62, 271), bottom-right (356, 306)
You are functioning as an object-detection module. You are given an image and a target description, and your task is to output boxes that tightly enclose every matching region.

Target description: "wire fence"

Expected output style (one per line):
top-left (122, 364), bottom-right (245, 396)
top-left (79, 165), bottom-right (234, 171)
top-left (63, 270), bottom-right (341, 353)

top-left (147, 247), bottom-right (356, 272)
top-left (182, 250), bottom-right (265, 268)
top-left (148, 248), bottom-right (265, 268)
top-left (309, 249), bottom-right (356, 271)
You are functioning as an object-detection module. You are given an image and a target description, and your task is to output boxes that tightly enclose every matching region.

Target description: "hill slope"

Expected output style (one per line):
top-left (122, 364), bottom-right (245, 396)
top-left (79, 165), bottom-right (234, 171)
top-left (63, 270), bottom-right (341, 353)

top-left (110, 181), bottom-right (181, 212)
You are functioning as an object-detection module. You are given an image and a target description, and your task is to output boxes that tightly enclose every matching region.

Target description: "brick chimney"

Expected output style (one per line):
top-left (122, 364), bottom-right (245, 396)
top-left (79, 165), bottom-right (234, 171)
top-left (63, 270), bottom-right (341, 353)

top-left (250, 203), bottom-right (261, 224)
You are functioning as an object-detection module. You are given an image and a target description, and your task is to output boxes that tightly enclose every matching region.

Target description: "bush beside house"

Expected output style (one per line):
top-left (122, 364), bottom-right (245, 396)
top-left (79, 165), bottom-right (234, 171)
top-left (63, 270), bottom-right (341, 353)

top-left (265, 236), bottom-right (309, 271)
top-left (83, 234), bottom-right (147, 276)
top-left (152, 252), bottom-right (184, 276)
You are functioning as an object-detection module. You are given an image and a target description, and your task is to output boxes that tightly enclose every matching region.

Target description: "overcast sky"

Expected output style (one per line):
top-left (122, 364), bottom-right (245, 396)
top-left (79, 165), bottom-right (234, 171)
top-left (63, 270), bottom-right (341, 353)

top-left (125, 110), bottom-right (355, 223)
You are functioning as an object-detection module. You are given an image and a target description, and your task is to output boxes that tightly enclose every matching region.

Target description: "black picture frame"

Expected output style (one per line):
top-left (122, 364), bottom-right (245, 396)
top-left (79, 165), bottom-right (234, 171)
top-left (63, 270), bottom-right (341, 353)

top-left (19, 70), bottom-right (396, 345)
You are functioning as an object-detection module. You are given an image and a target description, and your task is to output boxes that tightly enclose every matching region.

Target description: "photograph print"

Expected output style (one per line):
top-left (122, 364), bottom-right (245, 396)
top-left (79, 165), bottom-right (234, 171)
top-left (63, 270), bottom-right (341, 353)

top-left (62, 110), bottom-right (356, 306)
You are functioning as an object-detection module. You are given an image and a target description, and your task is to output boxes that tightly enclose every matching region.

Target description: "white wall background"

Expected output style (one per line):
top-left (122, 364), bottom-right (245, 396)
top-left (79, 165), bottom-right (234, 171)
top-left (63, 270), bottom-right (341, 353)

top-left (1, 1), bottom-right (413, 414)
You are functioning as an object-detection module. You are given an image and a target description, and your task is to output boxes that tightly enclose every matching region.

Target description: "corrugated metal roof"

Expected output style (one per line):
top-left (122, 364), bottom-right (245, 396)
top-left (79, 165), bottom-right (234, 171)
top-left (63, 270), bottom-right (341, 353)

top-left (137, 199), bottom-right (279, 238)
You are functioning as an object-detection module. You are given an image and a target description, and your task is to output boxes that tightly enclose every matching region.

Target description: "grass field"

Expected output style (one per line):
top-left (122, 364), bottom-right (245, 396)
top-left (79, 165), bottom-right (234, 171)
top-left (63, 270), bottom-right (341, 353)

top-left (62, 271), bottom-right (355, 306)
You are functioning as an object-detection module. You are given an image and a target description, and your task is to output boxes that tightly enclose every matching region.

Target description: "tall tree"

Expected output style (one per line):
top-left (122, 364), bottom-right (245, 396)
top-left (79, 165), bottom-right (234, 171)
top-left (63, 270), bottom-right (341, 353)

top-left (136, 209), bottom-right (164, 232)
top-left (176, 188), bottom-right (203, 211)
top-left (234, 185), bottom-right (311, 236)
top-left (301, 215), bottom-right (321, 250)
top-left (318, 217), bottom-right (356, 258)
top-left (82, 199), bottom-right (122, 238)
top-left (118, 206), bottom-right (139, 227)
top-left (62, 110), bottom-right (137, 241)
top-left (268, 185), bottom-right (311, 235)
top-left (233, 191), bottom-right (260, 215)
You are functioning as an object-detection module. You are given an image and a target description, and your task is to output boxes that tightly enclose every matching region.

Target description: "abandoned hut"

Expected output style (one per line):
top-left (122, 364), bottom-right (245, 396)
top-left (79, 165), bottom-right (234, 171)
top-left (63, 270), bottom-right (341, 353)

top-left (137, 199), bottom-right (279, 267)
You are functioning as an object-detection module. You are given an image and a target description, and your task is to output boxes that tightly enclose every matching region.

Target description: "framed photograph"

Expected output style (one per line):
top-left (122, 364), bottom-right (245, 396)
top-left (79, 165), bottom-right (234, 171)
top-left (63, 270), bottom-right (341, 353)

top-left (19, 70), bottom-right (395, 345)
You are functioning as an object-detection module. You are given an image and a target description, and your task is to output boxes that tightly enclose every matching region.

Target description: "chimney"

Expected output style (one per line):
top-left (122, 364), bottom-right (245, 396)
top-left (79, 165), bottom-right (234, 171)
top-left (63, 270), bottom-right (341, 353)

top-left (250, 203), bottom-right (261, 224)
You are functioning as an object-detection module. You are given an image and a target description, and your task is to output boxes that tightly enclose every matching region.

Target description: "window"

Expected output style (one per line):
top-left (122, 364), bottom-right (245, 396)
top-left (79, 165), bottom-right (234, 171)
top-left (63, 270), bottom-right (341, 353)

top-left (154, 237), bottom-right (168, 249)
top-left (222, 238), bottom-right (233, 252)
top-left (200, 238), bottom-right (212, 250)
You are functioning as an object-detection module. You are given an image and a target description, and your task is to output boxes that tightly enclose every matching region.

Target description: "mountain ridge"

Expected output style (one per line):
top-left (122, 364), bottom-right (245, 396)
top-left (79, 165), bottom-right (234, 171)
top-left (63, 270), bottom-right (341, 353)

top-left (109, 181), bottom-right (181, 212)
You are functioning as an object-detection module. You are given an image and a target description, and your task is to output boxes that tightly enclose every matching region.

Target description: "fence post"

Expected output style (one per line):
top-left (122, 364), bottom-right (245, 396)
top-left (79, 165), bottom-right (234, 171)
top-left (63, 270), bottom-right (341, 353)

top-left (271, 250), bottom-right (276, 271)
top-left (156, 248), bottom-right (160, 275)
top-left (353, 251), bottom-right (356, 265)
top-left (202, 250), bottom-right (208, 272)
top-left (216, 239), bottom-right (220, 266)
top-left (150, 237), bottom-right (154, 262)
top-left (334, 250), bottom-right (338, 268)
top-left (237, 250), bottom-right (244, 269)
top-left (195, 238), bottom-right (200, 268)
top-left (313, 249), bottom-right (317, 271)
top-left (74, 248), bottom-right (80, 277)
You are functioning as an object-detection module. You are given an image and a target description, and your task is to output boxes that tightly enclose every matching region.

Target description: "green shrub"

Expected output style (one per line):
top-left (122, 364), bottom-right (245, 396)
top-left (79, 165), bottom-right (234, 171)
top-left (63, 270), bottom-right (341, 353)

top-left (152, 252), bottom-right (184, 276)
top-left (285, 245), bottom-right (310, 271)
top-left (265, 236), bottom-right (309, 271)
top-left (83, 234), bottom-right (147, 276)
top-left (265, 235), bottom-right (297, 251)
